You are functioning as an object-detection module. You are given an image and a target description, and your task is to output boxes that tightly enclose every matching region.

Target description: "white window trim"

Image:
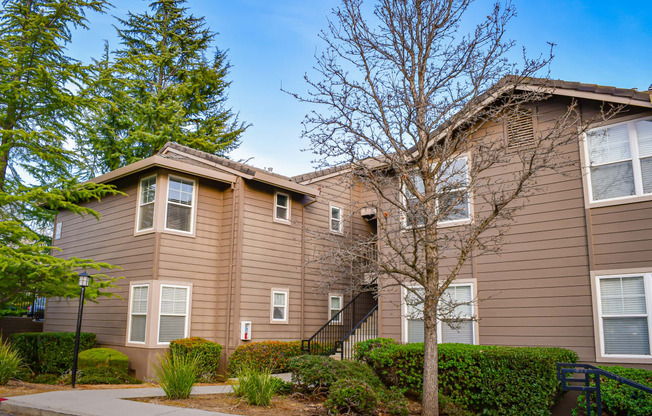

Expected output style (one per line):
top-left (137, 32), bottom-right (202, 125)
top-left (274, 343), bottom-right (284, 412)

top-left (164, 175), bottom-right (197, 235)
top-left (593, 271), bottom-right (652, 361)
top-left (401, 282), bottom-right (478, 345)
top-left (270, 289), bottom-right (289, 324)
top-left (582, 116), bottom-right (652, 208)
top-left (127, 284), bottom-right (149, 345)
top-left (157, 284), bottom-right (191, 346)
top-left (135, 174), bottom-right (157, 234)
top-left (329, 293), bottom-right (344, 324)
top-left (329, 205), bottom-right (343, 234)
top-left (401, 154), bottom-right (473, 230)
top-left (273, 191), bottom-right (291, 224)
top-left (54, 221), bottom-right (62, 240)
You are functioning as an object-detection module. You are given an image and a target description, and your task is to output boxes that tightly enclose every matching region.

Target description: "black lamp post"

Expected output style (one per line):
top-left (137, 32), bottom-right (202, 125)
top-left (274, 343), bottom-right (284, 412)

top-left (71, 271), bottom-right (89, 388)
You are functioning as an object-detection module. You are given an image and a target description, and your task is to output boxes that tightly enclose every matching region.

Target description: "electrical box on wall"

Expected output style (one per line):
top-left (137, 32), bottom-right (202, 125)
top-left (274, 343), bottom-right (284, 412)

top-left (240, 321), bottom-right (252, 341)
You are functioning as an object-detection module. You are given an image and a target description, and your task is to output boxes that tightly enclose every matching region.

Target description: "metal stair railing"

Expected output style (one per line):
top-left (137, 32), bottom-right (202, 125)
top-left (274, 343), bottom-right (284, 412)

top-left (333, 304), bottom-right (378, 360)
top-left (557, 363), bottom-right (652, 416)
top-left (301, 284), bottom-right (377, 357)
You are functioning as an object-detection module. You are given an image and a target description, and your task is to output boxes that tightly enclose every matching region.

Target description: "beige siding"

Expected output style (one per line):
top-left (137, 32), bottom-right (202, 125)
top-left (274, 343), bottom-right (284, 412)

top-left (45, 175), bottom-right (156, 347)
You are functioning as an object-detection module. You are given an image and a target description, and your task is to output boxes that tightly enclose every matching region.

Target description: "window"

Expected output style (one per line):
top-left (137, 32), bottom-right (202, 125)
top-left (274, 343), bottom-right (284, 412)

top-left (330, 206), bottom-right (343, 234)
top-left (586, 117), bottom-right (652, 202)
top-left (402, 156), bottom-right (470, 228)
top-left (158, 285), bottom-right (189, 344)
top-left (271, 290), bottom-right (288, 322)
top-left (330, 294), bottom-right (343, 323)
top-left (274, 192), bottom-right (290, 222)
top-left (54, 222), bottom-right (62, 240)
top-left (165, 176), bottom-right (195, 233)
top-left (137, 175), bottom-right (156, 231)
top-left (597, 274), bottom-right (651, 356)
top-left (129, 285), bottom-right (149, 343)
top-left (404, 284), bottom-right (475, 344)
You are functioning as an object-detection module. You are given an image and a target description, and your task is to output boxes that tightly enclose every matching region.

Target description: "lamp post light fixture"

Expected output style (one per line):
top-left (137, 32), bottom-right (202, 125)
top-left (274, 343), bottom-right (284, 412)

top-left (71, 271), bottom-right (89, 388)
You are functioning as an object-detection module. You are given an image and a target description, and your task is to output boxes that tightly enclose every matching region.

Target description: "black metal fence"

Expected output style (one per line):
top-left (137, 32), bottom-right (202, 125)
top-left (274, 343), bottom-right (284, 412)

top-left (3, 296), bottom-right (46, 320)
top-left (302, 287), bottom-right (377, 358)
top-left (557, 362), bottom-right (652, 416)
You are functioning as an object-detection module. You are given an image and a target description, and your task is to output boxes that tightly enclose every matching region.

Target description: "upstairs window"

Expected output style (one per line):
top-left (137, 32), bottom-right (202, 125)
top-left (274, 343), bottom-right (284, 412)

top-left (402, 156), bottom-right (470, 228)
top-left (166, 176), bottom-right (195, 233)
top-left (330, 206), bottom-right (343, 234)
top-left (586, 117), bottom-right (652, 202)
top-left (274, 192), bottom-right (290, 222)
top-left (137, 176), bottom-right (156, 231)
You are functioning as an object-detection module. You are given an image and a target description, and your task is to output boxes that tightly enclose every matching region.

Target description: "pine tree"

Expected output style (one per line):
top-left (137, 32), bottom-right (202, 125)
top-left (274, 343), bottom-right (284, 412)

top-left (0, 0), bottom-right (121, 305)
top-left (83, 0), bottom-right (247, 173)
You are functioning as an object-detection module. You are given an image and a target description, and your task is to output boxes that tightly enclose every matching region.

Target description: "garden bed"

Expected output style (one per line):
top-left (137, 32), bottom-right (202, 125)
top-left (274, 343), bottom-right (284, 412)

top-left (132, 393), bottom-right (424, 416)
top-left (0, 379), bottom-right (157, 398)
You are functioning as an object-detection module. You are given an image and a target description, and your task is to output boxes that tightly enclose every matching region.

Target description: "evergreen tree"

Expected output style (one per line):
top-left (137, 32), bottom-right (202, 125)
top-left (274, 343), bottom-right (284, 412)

top-left (0, 0), bottom-right (121, 305)
top-left (83, 0), bottom-right (247, 173)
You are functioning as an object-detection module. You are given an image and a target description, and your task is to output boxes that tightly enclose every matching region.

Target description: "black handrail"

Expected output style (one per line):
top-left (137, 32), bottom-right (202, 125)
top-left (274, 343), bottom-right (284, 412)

top-left (557, 363), bottom-right (652, 416)
top-left (302, 283), bottom-right (377, 357)
top-left (333, 304), bottom-right (378, 360)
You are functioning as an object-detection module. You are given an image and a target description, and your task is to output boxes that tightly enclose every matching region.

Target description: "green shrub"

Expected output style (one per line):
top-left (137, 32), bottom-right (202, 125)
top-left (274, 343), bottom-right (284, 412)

top-left (78, 348), bottom-right (129, 375)
top-left (326, 378), bottom-right (379, 415)
top-left (228, 341), bottom-right (305, 374)
top-left (77, 367), bottom-right (141, 385)
top-left (32, 373), bottom-right (59, 385)
top-left (9, 332), bottom-right (96, 374)
top-left (170, 337), bottom-right (222, 382)
top-left (573, 366), bottom-right (652, 416)
top-left (232, 365), bottom-right (282, 407)
top-left (153, 350), bottom-right (199, 399)
top-left (0, 339), bottom-right (22, 385)
top-left (289, 355), bottom-right (341, 393)
top-left (356, 338), bottom-right (578, 416)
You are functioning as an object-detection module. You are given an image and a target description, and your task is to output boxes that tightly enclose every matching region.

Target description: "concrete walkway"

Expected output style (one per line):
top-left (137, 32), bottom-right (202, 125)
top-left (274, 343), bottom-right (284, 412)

top-left (1, 374), bottom-right (292, 416)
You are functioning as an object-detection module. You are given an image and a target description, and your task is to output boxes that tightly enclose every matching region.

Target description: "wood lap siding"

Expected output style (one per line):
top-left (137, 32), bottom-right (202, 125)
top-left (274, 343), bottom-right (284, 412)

top-left (475, 99), bottom-right (595, 360)
top-left (45, 177), bottom-right (155, 346)
top-left (157, 178), bottom-right (225, 343)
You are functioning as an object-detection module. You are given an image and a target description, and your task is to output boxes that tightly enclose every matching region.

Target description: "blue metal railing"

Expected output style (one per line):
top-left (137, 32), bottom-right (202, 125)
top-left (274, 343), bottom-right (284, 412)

top-left (557, 363), bottom-right (652, 416)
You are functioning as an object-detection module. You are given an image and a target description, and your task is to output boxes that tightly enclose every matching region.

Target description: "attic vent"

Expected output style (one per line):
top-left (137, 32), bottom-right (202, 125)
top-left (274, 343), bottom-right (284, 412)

top-left (506, 110), bottom-right (535, 150)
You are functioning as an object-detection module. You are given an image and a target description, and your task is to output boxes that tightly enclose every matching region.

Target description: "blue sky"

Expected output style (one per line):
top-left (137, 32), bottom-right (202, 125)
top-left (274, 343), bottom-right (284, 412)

top-left (68, 0), bottom-right (652, 176)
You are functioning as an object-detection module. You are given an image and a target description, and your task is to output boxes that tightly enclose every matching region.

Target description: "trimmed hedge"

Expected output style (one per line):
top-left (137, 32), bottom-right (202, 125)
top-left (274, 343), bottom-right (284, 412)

top-left (289, 354), bottom-right (382, 394)
top-left (9, 332), bottom-right (96, 374)
top-left (574, 366), bottom-right (652, 416)
top-left (355, 338), bottom-right (578, 416)
top-left (170, 337), bottom-right (223, 382)
top-left (228, 341), bottom-right (305, 374)
top-left (78, 348), bottom-right (129, 375)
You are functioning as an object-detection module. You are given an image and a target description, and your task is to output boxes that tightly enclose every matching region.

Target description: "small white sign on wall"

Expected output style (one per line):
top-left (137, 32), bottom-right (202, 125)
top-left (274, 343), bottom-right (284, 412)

top-left (240, 321), bottom-right (252, 341)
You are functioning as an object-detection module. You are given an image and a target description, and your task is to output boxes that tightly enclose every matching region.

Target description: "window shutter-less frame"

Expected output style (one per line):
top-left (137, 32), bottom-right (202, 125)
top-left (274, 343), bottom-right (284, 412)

top-left (158, 286), bottom-right (188, 343)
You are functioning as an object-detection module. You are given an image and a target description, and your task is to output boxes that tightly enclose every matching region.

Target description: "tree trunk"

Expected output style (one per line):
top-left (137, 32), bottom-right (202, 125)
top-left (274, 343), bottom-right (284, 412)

top-left (422, 307), bottom-right (439, 416)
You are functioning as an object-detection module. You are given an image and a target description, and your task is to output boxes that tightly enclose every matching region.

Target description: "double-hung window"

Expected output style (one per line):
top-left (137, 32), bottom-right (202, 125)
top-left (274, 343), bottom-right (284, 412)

top-left (158, 285), bottom-right (189, 344)
top-left (275, 192), bottom-right (290, 222)
top-left (586, 117), bottom-right (652, 202)
top-left (405, 284), bottom-right (475, 344)
top-left (166, 176), bottom-right (195, 233)
top-left (402, 156), bottom-right (470, 228)
top-left (271, 290), bottom-right (288, 323)
top-left (597, 274), bottom-right (651, 356)
top-left (129, 285), bottom-right (149, 343)
top-left (330, 206), bottom-right (343, 234)
top-left (329, 294), bottom-right (343, 323)
top-left (138, 176), bottom-right (156, 231)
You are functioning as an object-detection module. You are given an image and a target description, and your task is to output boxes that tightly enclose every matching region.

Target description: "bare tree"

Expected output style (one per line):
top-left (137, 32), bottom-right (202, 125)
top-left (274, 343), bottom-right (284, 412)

top-left (290, 0), bottom-right (621, 415)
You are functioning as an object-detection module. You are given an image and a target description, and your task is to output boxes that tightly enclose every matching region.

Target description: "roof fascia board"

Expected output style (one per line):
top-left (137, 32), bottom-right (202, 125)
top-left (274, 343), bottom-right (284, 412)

top-left (92, 155), bottom-right (237, 185)
top-left (161, 147), bottom-right (255, 179)
top-left (252, 171), bottom-right (319, 197)
top-left (298, 168), bottom-right (352, 185)
top-left (516, 84), bottom-right (652, 108)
